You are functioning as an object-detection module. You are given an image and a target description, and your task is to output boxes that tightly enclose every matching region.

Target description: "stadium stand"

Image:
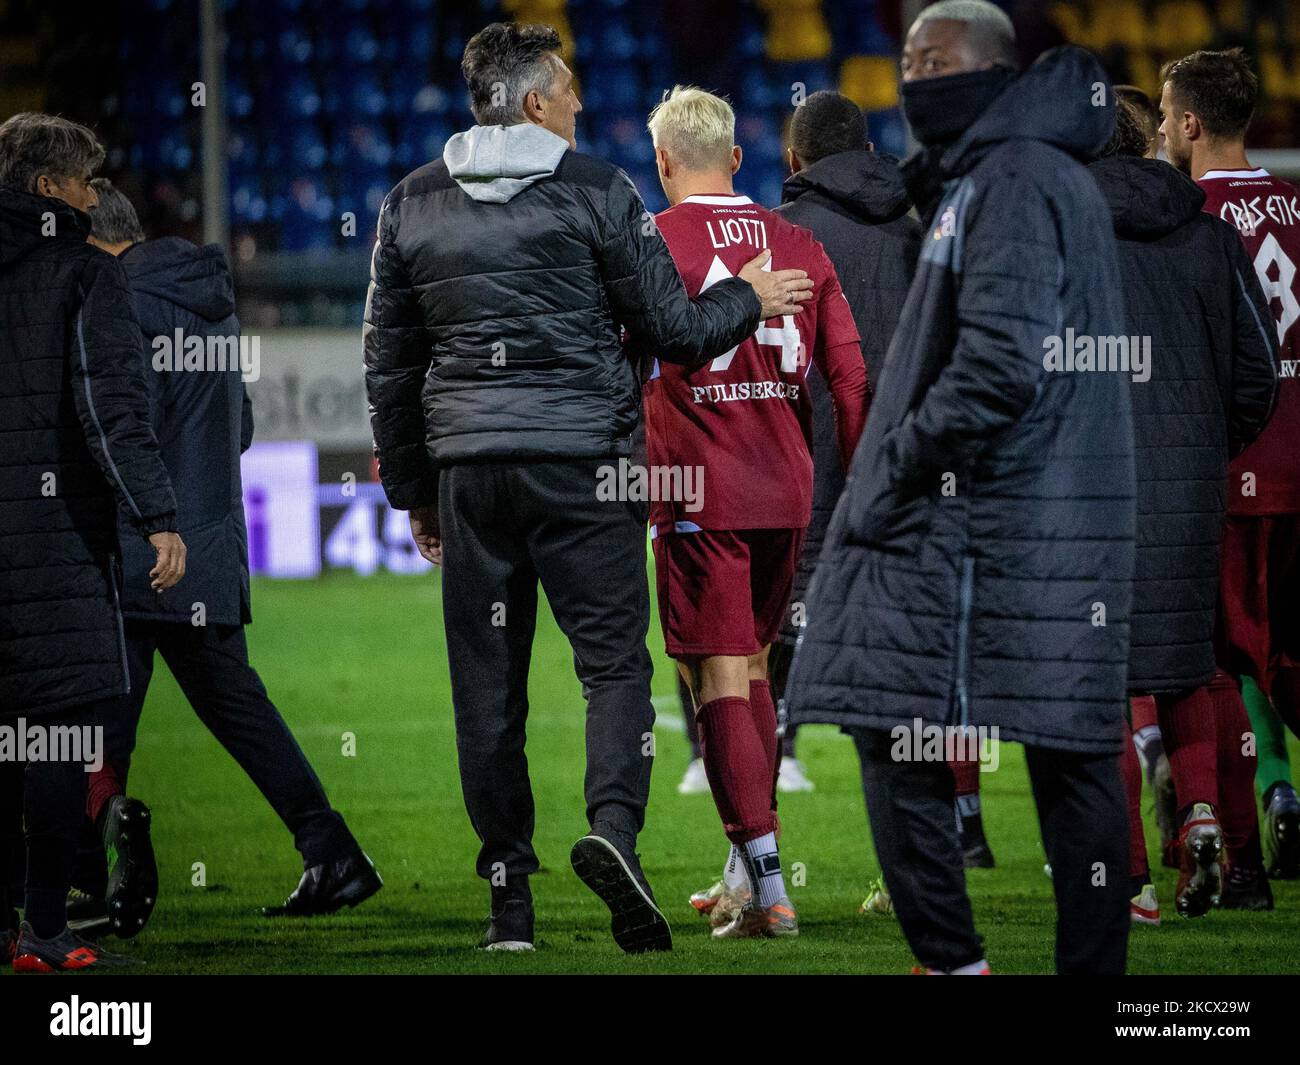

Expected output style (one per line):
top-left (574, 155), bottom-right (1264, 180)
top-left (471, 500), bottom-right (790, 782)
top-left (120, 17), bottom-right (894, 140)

top-left (7, 0), bottom-right (1295, 325)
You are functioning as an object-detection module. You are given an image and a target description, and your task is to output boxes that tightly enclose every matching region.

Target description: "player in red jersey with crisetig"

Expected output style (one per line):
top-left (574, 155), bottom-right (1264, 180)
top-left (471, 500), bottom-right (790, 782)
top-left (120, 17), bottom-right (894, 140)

top-left (638, 87), bottom-right (869, 938)
top-left (1161, 48), bottom-right (1300, 892)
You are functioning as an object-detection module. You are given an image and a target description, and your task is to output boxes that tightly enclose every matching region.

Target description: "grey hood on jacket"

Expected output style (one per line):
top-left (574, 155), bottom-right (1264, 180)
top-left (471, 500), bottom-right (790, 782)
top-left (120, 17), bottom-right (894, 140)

top-left (443, 123), bottom-right (569, 203)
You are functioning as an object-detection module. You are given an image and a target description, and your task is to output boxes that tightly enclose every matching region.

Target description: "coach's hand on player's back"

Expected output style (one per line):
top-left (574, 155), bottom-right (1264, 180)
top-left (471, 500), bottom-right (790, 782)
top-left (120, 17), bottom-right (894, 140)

top-left (148, 531), bottom-right (187, 591)
top-left (409, 505), bottom-right (443, 567)
top-left (738, 250), bottom-right (814, 319)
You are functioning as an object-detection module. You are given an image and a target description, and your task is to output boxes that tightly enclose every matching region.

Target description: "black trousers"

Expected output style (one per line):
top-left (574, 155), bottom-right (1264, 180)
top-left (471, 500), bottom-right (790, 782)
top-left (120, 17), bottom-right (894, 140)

top-left (852, 728), bottom-right (1130, 975)
top-left (439, 458), bottom-right (656, 881)
top-left (1, 705), bottom-right (95, 935)
top-left (102, 620), bottom-right (354, 868)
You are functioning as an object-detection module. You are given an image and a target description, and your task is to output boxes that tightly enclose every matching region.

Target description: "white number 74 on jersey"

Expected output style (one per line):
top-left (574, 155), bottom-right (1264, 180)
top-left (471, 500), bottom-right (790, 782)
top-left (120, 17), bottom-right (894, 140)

top-left (699, 254), bottom-right (804, 373)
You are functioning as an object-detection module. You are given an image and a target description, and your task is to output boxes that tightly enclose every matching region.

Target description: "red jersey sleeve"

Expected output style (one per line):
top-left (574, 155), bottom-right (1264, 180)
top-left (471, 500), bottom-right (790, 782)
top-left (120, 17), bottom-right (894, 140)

top-left (810, 248), bottom-right (869, 469)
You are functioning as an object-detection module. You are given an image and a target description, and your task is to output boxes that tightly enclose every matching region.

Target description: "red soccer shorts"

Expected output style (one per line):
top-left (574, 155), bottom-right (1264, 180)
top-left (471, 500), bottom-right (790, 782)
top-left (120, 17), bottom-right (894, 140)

top-left (652, 527), bottom-right (805, 658)
top-left (1216, 513), bottom-right (1300, 691)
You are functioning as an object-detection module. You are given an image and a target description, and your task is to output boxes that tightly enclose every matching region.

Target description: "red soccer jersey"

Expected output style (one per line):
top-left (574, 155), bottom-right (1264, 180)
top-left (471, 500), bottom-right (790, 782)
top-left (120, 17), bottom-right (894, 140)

top-left (1199, 168), bottom-right (1300, 515)
top-left (641, 193), bottom-right (868, 532)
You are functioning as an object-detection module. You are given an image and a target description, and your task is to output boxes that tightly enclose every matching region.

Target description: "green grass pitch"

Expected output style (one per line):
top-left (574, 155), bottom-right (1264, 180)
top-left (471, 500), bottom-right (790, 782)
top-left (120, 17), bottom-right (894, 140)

top-left (68, 571), bottom-right (1300, 974)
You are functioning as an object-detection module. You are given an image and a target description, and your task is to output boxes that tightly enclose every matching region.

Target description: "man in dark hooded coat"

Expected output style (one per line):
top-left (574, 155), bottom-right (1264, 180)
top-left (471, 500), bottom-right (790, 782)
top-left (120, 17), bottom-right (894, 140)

top-left (1088, 99), bottom-right (1278, 920)
top-left (786, 2), bottom-right (1134, 974)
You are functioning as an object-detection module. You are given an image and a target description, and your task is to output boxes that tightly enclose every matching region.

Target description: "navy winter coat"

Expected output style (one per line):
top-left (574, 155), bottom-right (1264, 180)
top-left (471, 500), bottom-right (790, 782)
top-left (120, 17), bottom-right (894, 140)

top-left (787, 48), bottom-right (1135, 753)
top-left (1087, 155), bottom-right (1277, 693)
top-left (117, 237), bottom-right (253, 627)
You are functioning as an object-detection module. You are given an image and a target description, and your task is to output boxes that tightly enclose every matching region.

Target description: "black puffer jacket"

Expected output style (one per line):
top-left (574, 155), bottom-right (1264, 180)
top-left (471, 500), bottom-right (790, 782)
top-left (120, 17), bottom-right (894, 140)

top-left (1087, 155), bottom-right (1278, 693)
top-left (0, 191), bottom-right (176, 718)
top-left (117, 237), bottom-right (254, 627)
top-left (786, 48), bottom-right (1134, 754)
top-left (773, 151), bottom-right (920, 644)
top-left (365, 123), bottom-right (761, 510)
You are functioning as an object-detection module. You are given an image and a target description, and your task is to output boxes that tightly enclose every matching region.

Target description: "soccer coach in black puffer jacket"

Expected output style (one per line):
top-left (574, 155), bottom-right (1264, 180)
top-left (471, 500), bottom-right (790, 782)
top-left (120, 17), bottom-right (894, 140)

top-left (364, 22), bottom-right (812, 954)
top-left (0, 113), bottom-right (183, 970)
top-left (786, 3), bottom-right (1135, 975)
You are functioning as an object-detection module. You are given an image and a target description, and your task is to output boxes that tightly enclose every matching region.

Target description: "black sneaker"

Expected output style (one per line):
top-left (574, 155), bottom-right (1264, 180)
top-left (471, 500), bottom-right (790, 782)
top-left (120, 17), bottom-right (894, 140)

top-left (262, 848), bottom-right (382, 917)
top-left (102, 796), bottom-right (158, 939)
top-left (1218, 861), bottom-right (1275, 911)
top-left (570, 832), bottom-right (671, 954)
top-left (1264, 783), bottom-right (1300, 880)
top-left (480, 896), bottom-right (535, 952)
top-left (959, 815), bottom-right (996, 869)
top-left (962, 836), bottom-right (996, 869)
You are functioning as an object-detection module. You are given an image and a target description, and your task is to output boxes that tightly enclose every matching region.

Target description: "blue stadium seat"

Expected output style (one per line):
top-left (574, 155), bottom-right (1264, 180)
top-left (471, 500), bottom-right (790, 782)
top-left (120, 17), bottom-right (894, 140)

top-left (231, 177), bottom-right (269, 224)
top-left (272, 72), bottom-right (322, 120)
top-left (288, 123), bottom-right (329, 171)
top-left (867, 109), bottom-right (907, 159)
top-left (224, 75), bottom-right (255, 119)
top-left (340, 170), bottom-right (393, 220)
top-left (276, 178), bottom-right (337, 252)
top-left (340, 74), bottom-right (389, 119)
top-left (393, 113), bottom-right (452, 168)
top-left (276, 28), bottom-right (313, 65)
top-left (583, 67), bottom-right (646, 114)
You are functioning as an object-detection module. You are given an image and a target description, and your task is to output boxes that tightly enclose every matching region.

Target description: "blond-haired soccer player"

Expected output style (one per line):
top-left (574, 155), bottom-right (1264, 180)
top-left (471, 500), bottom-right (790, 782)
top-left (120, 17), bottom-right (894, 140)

top-left (637, 87), bottom-right (869, 938)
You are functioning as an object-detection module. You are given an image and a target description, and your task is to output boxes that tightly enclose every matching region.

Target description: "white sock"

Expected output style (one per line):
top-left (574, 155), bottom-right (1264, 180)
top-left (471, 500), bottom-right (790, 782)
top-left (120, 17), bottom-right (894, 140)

top-left (949, 958), bottom-right (989, 976)
top-left (741, 833), bottom-right (786, 908)
top-left (723, 844), bottom-right (751, 893)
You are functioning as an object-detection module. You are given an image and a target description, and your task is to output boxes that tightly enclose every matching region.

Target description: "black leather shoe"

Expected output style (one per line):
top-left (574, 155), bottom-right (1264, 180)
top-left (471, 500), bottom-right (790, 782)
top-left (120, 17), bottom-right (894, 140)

top-left (261, 849), bottom-right (382, 917)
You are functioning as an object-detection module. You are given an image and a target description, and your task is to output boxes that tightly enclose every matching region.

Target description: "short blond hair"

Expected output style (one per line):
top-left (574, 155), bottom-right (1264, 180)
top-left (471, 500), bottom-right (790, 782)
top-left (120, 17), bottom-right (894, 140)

top-left (647, 86), bottom-right (735, 172)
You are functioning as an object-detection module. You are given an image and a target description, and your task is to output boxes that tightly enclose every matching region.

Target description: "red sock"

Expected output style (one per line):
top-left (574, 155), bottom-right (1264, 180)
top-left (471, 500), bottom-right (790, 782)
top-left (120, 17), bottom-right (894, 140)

top-left (86, 762), bottom-right (125, 825)
top-left (949, 756), bottom-right (981, 797)
top-left (1130, 694), bottom-right (1158, 734)
top-left (749, 679), bottom-right (779, 812)
top-left (1120, 721), bottom-right (1148, 880)
top-left (1156, 685), bottom-right (1218, 818)
top-left (696, 696), bottom-right (776, 844)
top-left (1209, 669), bottom-right (1263, 868)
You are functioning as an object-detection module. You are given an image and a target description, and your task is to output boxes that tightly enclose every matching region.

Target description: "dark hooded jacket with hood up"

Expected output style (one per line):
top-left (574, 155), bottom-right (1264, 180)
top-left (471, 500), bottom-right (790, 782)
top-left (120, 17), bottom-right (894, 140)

top-left (773, 151), bottom-right (921, 643)
top-left (116, 236), bottom-right (254, 627)
top-left (1086, 155), bottom-right (1278, 693)
top-left (786, 47), bottom-right (1135, 753)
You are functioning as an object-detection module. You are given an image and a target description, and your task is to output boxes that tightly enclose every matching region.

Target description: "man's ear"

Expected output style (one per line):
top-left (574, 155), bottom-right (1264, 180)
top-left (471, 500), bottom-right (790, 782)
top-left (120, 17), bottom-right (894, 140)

top-left (1184, 111), bottom-right (1202, 143)
top-left (522, 87), bottom-right (545, 127)
top-left (34, 174), bottom-right (56, 197)
top-left (655, 146), bottom-right (671, 179)
top-left (731, 145), bottom-right (742, 175)
top-left (787, 148), bottom-right (801, 174)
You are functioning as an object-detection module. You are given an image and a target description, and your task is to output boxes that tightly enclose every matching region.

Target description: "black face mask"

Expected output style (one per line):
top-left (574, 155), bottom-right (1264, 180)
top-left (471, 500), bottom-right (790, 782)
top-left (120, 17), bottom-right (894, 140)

top-left (901, 66), bottom-right (1016, 148)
